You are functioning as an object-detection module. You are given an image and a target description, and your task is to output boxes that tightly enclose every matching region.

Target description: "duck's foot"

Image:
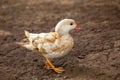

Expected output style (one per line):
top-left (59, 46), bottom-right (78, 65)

top-left (53, 67), bottom-right (65, 73)
top-left (45, 58), bottom-right (65, 73)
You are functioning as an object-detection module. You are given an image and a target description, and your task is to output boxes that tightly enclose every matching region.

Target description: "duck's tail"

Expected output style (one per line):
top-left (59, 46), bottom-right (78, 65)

top-left (24, 30), bottom-right (39, 42)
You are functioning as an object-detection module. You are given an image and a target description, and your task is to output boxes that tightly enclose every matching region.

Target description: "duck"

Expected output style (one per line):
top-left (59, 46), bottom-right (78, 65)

top-left (18, 19), bottom-right (81, 73)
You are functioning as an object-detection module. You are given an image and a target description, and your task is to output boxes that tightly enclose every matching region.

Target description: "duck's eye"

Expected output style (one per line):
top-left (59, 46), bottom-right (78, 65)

top-left (70, 23), bottom-right (73, 25)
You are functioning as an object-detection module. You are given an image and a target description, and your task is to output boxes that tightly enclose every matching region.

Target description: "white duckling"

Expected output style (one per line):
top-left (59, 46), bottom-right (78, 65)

top-left (21, 19), bottom-right (81, 73)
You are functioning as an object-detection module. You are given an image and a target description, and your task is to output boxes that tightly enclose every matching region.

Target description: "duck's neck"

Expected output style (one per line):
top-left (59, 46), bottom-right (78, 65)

top-left (55, 28), bottom-right (70, 36)
top-left (56, 31), bottom-right (70, 36)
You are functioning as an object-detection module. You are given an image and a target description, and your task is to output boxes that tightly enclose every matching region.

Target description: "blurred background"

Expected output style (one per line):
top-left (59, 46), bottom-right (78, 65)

top-left (0, 0), bottom-right (120, 80)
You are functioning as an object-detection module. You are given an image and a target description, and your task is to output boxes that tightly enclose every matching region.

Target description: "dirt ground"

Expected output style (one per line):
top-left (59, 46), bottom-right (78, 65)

top-left (0, 0), bottom-right (120, 80)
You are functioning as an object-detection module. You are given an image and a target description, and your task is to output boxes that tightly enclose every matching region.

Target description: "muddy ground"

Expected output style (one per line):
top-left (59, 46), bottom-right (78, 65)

top-left (0, 0), bottom-right (120, 80)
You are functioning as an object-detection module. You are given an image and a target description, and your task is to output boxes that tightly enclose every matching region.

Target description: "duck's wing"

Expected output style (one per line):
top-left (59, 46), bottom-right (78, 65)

top-left (24, 31), bottom-right (62, 54)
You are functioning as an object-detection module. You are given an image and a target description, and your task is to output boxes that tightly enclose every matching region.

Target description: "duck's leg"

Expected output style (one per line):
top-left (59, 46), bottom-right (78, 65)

top-left (44, 60), bottom-right (52, 69)
top-left (45, 58), bottom-right (64, 73)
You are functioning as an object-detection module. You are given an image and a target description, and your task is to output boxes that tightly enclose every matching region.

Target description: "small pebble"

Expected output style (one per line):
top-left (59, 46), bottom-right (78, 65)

top-left (63, 76), bottom-right (69, 79)
top-left (78, 56), bottom-right (85, 59)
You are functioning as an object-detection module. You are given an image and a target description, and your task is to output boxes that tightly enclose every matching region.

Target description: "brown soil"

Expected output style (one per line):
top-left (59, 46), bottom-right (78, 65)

top-left (0, 0), bottom-right (120, 80)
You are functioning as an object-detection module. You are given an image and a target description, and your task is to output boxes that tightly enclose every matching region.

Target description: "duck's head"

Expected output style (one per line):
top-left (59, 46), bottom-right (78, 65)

top-left (55, 19), bottom-right (81, 35)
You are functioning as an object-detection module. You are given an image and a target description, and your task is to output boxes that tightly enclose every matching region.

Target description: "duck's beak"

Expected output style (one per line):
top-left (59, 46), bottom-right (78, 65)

top-left (75, 26), bottom-right (81, 30)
